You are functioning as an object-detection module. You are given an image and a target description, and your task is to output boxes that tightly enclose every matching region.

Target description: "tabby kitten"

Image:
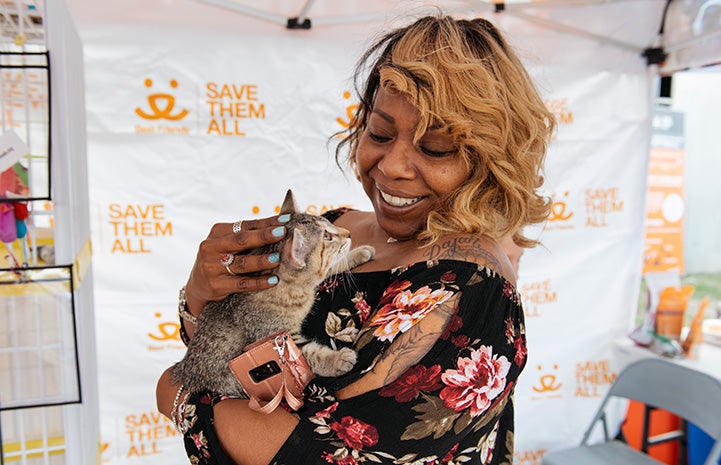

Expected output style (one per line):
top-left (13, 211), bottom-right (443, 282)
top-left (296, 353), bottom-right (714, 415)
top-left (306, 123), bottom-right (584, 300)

top-left (172, 190), bottom-right (374, 396)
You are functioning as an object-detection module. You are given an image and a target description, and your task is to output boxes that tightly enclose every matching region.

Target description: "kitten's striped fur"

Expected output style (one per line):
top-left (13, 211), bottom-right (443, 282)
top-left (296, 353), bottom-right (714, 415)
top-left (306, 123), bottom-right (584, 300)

top-left (172, 190), bottom-right (374, 396)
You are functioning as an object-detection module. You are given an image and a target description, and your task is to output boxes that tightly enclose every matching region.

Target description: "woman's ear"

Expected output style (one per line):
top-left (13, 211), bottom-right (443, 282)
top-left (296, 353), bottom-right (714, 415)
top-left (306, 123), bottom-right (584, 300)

top-left (279, 189), bottom-right (298, 215)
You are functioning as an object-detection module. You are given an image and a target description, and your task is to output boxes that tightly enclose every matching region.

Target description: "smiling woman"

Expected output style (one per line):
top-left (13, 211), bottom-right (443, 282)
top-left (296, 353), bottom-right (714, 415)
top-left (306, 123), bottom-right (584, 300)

top-left (157, 14), bottom-right (554, 465)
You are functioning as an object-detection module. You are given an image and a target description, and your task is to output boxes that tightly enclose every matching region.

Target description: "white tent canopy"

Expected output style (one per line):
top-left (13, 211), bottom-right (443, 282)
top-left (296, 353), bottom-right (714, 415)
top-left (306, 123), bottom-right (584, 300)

top-left (68, 0), bottom-right (721, 73)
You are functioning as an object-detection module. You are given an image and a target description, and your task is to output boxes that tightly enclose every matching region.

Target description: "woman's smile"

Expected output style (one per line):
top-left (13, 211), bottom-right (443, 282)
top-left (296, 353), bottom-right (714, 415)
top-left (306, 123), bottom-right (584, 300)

top-left (356, 87), bottom-right (469, 240)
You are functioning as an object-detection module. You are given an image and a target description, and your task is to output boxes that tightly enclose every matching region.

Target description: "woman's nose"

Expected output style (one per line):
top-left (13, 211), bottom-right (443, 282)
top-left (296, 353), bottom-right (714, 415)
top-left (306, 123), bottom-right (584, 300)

top-left (377, 142), bottom-right (415, 179)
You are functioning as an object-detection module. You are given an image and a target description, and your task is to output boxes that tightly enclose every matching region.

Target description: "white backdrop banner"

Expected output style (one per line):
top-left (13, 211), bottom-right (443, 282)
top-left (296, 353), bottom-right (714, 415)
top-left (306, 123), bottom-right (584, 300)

top-left (81, 14), bottom-right (650, 465)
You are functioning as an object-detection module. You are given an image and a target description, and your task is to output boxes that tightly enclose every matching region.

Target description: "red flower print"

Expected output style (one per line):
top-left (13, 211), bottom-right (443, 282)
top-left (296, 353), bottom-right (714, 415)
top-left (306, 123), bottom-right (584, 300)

top-left (378, 280), bottom-right (413, 306)
top-left (439, 346), bottom-right (511, 417)
top-left (318, 276), bottom-right (342, 294)
top-left (504, 317), bottom-right (515, 343)
top-left (442, 443), bottom-right (459, 462)
top-left (451, 334), bottom-right (469, 348)
top-left (336, 455), bottom-right (358, 465)
top-left (502, 280), bottom-right (515, 299)
top-left (440, 271), bottom-right (457, 283)
top-left (379, 365), bottom-right (443, 402)
top-left (330, 416), bottom-right (379, 450)
top-left (440, 314), bottom-right (463, 340)
top-left (352, 293), bottom-right (371, 324)
top-left (370, 286), bottom-right (454, 342)
top-left (513, 336), bottom-right (527, 366)
top-left (315, 402), bottom-right (339, 419)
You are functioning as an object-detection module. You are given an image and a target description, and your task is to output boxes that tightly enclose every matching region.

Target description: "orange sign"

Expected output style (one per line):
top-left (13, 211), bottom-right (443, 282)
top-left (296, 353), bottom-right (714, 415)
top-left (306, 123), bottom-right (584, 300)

top-left (643, 109), bottom-right (685, 273)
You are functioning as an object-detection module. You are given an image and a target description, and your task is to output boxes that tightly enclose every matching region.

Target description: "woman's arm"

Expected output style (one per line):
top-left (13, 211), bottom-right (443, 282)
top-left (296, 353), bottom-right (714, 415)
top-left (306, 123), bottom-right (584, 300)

top-left (156, 366), bottom-right (298, 465)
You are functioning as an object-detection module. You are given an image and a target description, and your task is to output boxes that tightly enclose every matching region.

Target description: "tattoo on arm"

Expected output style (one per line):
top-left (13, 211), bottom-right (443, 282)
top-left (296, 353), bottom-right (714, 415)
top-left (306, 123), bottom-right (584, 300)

top-left (426, 237), bottom-right (502, 270)
top-left (373, 297), bottom-right (459, 385)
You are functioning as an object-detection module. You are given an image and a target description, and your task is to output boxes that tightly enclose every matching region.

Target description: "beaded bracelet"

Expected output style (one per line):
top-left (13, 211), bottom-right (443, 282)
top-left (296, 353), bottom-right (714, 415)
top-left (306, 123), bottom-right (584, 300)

top-left (170, 383), bottom-right (189, 433)
top-left (177, 286), bottom-right (198, 325)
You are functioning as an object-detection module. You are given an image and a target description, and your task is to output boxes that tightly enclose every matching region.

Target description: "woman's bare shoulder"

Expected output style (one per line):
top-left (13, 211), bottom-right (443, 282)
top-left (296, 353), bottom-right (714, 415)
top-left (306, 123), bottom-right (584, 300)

top-left (331, 209), bottom-right (374, 226)
top-left (420, 234), bottom-right (517, 286)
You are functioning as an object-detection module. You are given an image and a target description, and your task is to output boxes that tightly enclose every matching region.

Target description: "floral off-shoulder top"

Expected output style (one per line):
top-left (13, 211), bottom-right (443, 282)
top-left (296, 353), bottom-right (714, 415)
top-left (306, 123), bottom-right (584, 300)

top-left (179, 209), bottom-right (527, 465)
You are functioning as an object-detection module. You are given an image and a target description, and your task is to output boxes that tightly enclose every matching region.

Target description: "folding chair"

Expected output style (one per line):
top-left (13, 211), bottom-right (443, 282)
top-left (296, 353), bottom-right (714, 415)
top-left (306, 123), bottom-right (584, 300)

top-left (541, 357), bottom-right (721, 465)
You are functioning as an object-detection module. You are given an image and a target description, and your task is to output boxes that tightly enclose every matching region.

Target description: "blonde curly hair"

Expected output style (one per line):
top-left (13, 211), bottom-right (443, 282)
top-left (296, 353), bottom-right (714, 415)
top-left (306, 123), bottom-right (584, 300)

top-left (336, 15), bottom-right (555, 248)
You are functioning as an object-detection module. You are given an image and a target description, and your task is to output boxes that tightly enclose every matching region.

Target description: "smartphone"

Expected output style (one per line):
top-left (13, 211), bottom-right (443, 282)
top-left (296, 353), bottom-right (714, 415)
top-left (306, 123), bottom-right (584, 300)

top-left (248, 360), bottom-right (282, 383)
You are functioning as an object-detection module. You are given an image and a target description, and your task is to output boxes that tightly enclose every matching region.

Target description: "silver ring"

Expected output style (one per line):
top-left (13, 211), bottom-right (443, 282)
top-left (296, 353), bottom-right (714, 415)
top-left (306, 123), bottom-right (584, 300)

top-left (232, 220), bottom-right (243, 234)
top-left (221, 253), bottom-right (236, 275)
top-left (224, 264), bottom-right (237, 276)
top-left (220, 253), bottom-right (234, 267)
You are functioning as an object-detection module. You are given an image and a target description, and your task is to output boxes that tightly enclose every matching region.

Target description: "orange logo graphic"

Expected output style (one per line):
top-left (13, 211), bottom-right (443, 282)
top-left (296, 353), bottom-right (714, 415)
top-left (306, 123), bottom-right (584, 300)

top-left (531, 364), bottom-right (563, 397)
top-left (135, 78), bottom-right (189, 121)
top-left (336, 90), bottom-right (358, 131)
top-left (548, 191), bottom-right (573, 222)
top-left (148, 312), bottom-right (180, 342)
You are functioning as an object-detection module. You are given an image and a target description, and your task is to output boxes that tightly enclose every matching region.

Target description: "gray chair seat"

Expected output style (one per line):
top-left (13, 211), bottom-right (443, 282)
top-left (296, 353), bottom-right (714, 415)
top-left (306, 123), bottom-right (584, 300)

top-left (543, 440), bottom-right (666, 465)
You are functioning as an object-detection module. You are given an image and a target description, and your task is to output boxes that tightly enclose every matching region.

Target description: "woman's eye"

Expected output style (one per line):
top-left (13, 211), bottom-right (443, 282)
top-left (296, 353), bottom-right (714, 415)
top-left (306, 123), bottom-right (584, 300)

top-left (421, 146), bottom-right (455, 158)
top-left (368, 132), bottom-right (391, 143)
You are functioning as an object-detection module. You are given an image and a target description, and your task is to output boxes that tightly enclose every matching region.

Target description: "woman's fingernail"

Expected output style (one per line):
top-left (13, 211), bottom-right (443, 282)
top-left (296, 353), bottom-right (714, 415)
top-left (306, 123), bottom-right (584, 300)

top-left (278, 214), bottom-right (291, 223)
top-left (268, 253), bottom-right (280, 263)
top-left (272, 226), bottom-right (285, 237)
top-left (267, 276), bottom-right (279, 285)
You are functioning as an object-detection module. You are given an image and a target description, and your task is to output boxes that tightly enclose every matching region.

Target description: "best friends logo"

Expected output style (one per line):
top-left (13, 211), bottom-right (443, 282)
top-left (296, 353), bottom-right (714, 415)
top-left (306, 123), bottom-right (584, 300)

top-left (134, 78), bottom-right (190, 134)
top-left (546, 191), bottom-right (574, 230)
top-left (147, 311), bottom-right (184, 351)
top-left (134, 77), bottom-right (266, 137)
top-left (336, 90), bottom-right (358, 133)
top-left (530, 363), bottom-right (563, 400)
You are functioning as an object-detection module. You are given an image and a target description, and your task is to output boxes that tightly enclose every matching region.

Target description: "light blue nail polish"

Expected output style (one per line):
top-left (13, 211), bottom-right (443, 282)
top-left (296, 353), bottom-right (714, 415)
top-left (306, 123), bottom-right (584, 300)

top-left (268, 253), bottom-right (280, 263)
top-left (278, 214), bottom-right (291, 223)
top-left (272, 226), bottom-right (285, 237)
top-left (267, 276), bottom-right (279, 285)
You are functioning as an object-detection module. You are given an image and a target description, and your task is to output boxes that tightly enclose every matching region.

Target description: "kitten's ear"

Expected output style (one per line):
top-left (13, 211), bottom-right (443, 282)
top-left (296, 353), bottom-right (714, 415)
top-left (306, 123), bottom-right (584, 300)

top-left (279, 189), bottom-right (298, 215)
top-left (284, 228), bottom-right (312, 270)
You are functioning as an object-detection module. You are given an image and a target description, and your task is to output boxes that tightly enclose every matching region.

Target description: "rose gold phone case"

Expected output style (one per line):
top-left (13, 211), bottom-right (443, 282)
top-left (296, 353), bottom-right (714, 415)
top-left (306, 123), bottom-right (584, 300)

top-left (228, 331), bottom-right (313, 405)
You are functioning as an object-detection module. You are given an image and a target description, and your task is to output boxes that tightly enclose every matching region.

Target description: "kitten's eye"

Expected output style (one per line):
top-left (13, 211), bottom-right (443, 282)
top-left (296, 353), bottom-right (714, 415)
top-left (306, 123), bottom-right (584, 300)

top-left (323, 231), bottom-right (334, 241)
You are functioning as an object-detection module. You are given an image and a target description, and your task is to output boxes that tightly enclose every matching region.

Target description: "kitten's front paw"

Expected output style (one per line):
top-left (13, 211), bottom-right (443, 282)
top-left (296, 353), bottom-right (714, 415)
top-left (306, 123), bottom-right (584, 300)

top-left (352, 245), bottom-right (375, 265)
top-left (331, 347), bottom-right (357, 376)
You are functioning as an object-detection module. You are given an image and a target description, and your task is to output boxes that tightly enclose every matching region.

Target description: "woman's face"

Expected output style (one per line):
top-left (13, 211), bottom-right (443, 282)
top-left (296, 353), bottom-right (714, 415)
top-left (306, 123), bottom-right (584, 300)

top-left (356, 87), bottom-right (470, 241)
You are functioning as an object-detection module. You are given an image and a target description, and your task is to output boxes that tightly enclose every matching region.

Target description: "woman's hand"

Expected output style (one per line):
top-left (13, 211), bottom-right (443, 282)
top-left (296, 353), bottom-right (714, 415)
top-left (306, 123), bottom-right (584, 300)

top-left (183, 214), bottom-right (290, 320)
